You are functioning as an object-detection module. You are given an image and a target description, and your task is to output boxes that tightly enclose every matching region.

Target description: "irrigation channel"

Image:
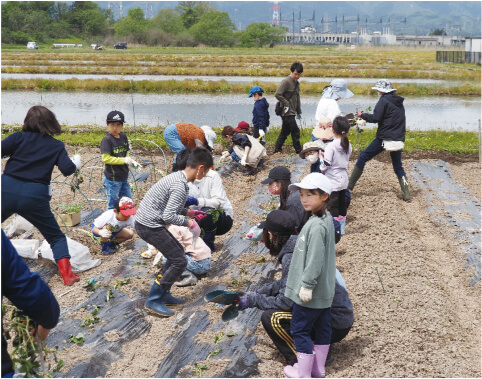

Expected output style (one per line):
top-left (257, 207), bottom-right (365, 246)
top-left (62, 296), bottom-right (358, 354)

top-left (2, 91), bottom-right (480, 131)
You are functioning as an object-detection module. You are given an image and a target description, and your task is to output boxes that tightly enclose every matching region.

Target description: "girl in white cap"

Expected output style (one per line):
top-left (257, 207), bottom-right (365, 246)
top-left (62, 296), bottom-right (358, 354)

top-left (283, 173), bottom-right (336, 378)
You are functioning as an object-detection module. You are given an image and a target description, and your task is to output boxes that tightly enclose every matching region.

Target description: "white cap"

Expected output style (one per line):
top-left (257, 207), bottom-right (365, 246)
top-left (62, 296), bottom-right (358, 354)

top-left (288, 173), bottom-right (333, 195)
top-left (201, 125), bottom-right (216, 149)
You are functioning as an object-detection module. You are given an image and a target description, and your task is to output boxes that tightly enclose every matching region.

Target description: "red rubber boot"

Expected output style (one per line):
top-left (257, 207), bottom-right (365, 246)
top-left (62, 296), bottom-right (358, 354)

top-left (57, 258), bottom-right (80, 286)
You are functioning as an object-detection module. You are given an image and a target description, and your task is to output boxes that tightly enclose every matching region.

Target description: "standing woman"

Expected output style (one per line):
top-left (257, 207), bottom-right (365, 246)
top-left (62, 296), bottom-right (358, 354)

top-left (2, 105), bottom-right (81, 286)
top-left (348, 79), bottom-right (410, 201)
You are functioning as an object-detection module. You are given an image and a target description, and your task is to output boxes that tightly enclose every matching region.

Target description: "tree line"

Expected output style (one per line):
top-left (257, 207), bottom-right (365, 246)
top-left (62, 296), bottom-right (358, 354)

top-left (1, 1), bottom-right (286, 48)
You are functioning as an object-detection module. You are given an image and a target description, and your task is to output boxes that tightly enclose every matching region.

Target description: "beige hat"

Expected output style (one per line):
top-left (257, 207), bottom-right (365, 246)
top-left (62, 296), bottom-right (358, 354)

top-left (312, 126), bottom-right (334, 141)
top-left (299, 141), bottom-right (321, 159)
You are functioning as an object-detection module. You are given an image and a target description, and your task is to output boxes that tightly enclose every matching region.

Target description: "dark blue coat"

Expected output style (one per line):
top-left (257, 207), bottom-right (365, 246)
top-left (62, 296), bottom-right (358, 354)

top-left (1, 230), bottom-right (60, 376)
top-left (252, 97), bottom-right (270, 131)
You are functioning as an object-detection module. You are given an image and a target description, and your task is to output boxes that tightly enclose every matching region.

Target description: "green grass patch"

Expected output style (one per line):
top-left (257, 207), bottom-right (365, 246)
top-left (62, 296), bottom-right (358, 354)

top-left (1, 125), bottom-right (478, 154)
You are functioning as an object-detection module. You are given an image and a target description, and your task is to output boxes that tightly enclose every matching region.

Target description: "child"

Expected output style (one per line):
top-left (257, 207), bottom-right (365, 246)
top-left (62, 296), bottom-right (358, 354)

top-left (234, 121), bottom-right (251, 134)
top-left (167, 224), bottom-right (212, 286)
top-left (248, 85), bottom-right (270, 145)
top-left (299, 141), bottom-right (324, 174)
top-left (221, 126), bottom-right (267, 170)
top-left (312, 117), bottom-right (334, 145)
top-left (284, 173), bottom-right (336, 378)
top-left (91, 196), bottom-right (137, 255)
top-left (2, 105), bottom-right (80, 286)
top-left (101, 110), bottom-right (141, 210)
top-left (349, 79), bottom-right (410, 201)
top-left (323, 116), bottom-right (352, 233)
top-left (135, 147), bottom-right (213, 317)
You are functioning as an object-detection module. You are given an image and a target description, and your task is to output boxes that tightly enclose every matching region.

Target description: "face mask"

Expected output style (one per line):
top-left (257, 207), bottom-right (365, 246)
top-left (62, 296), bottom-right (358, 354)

top-left (193, 168), bottom-right (203, 184)
top-left (306, 153), bottom-right (319, 164)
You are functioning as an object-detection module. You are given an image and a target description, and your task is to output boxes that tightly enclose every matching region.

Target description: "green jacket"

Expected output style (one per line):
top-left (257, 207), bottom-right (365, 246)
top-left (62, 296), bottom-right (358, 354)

top-left (275, 76), bottom-right (301, 117)
top-left (285, 213), bottom-right (336, 309)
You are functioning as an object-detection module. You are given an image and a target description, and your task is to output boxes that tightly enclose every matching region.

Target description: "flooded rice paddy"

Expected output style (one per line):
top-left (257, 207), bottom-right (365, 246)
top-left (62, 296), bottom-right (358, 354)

top-left (1, 91), bottom-right (480, 131)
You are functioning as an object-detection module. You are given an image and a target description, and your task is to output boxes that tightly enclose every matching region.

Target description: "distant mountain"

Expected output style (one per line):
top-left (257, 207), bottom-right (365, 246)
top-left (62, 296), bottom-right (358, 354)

top-left (96, 1), bottom-right (481, 36)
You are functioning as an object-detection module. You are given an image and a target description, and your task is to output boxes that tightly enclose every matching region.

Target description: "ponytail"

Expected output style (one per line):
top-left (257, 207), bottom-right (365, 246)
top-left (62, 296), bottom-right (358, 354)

top-left (333, 116), bottom-right (351, 154)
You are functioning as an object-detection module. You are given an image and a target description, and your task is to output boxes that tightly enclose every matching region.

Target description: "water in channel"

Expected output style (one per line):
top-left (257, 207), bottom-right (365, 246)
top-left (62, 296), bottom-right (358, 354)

top-left (1, 91), bottom-right (480, 131)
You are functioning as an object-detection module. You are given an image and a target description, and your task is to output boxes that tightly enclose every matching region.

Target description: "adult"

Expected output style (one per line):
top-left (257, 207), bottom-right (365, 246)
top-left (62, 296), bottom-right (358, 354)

top-left (348, 79), bottom-right (410, 201)
top-left (274, 62), bottom-right (303, 154)
top-left (314, 79), bottom-right (354, 125)
top-left (163, 123), bottom-right (216, 164)
top-left (2, 230), bottom-right (61, 377)
top-left (1, 105), bottom-right (80, 286)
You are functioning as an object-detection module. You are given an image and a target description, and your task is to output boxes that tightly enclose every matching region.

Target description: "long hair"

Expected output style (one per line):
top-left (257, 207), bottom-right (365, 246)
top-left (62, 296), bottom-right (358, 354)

top-left (276, 179), bottom-right (291, 211)
top-left (262, 229), bottom-right (292, 257)
top-left (22, 105), bottom-right (62, 136)
top-left (221, 126), bottom-right (235, 138)
top-left (333, 116), bottom-right (350, 154)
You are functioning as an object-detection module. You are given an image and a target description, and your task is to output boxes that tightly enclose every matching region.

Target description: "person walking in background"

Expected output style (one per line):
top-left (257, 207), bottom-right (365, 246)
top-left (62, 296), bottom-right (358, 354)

top-left (348, 79), bottom-right (410, 202)
top-left (1, 105), bottom-right (81, 286)
top-left (274, 62), bottom-right (303, 154)
top-left (101, 110), bottom-right (141, 210)
top-left (249, 85), bottom-right (270, 145)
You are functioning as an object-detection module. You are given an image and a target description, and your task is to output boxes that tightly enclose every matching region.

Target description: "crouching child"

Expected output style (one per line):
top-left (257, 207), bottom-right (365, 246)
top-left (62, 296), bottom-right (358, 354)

top-left (91, 196), bottom-right (136, 255)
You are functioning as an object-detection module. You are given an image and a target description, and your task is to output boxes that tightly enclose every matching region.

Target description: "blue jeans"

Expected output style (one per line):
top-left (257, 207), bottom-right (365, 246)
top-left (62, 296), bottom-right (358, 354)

top-left (356, 137), bottom-right (406, 178)
top-left (1, 174), bottom-right (70, 261)
top-left (163, 124), bottom-right (186, 162)
top-left (291, 304), bottom-right (332, 353)
top-left (103, 175), bottom-right (132, 210)
top-left (230, 151), bottom-right (241, 163)
top-left (186, 255), bottom-right (211, 275)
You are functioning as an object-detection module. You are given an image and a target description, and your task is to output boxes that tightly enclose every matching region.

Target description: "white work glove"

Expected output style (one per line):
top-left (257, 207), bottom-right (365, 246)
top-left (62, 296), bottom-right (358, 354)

top-left (124, 156), bottom-right (142, 169)
top-left (283, 106), bottom-right (290, 116)
top-left (266, 126), bottom-right (270, 133)
top-left (259, 130), bottom-right (265, 138)
top-left (221, 151), bottom-right (230, 158)
top-left (71, 154), bottom-right (81, 169)
top-left (299, 286), bottom-right (313, 302)
top-left (240, 157), bottom-right (247, 166)
top-left (99, 228), bottom-right (112, 239)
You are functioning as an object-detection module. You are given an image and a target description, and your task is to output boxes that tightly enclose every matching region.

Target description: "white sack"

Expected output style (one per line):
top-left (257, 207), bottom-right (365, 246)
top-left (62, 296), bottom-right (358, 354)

top-left (4, 215), bottom-right (34, 238)
top-left (11, 239), bottom-right (40, 259)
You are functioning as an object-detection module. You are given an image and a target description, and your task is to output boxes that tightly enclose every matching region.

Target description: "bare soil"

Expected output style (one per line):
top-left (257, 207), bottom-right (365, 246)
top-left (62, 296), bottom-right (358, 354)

top-left (2, 146), bottom-right (480, 377)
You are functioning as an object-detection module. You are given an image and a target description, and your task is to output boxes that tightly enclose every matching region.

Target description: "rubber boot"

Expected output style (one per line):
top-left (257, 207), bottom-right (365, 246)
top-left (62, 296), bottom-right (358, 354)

top-left (57, 258), bottom-right (80, 286)
top-left (284, 353), bottom-right (315, 378)
top-left (312, 345), bottom-right (330, 378)
top-left (348, 165), bottom-right (363, 190)
top-left (398, 176), bottom-right (411, 202)
top-left (163, 288), bottom-right (186, 306)
top-left (144, 282), bottom-right (174, 317)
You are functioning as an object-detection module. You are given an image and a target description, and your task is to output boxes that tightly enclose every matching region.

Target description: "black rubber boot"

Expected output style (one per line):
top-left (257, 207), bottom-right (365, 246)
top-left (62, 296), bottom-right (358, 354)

top-left (144, 282), bottom-right (174, 317)
top-left (163, 289), bottom-right (186, 306)
top-left (202, 229), bottom-right (216, 252)
top-left (348, 165), bottom-right (363, 190)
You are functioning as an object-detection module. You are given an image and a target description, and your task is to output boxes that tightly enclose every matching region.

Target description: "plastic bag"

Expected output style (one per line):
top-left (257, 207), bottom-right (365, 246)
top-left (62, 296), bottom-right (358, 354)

top-left (382, 140), bottom-right (404, 151)
top-left (4, 215), bottom-right (34, 238)
top-left (245, 226), bottom-right (263, 242)
top-left (39, 237), bottom-right (101, 273)
top-left (11, 239), bottom-right (40, 259)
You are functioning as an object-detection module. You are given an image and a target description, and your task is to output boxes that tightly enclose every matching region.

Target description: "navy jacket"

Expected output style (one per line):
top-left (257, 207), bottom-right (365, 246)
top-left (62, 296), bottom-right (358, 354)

top-left (1, 230), bottom-right (60, 376)
top-left (228, 133), bottom-right (252, 154)
top-left (2, 131), bottom-right (76, 185)
top-left (361, 92), bottom-right (406, 141)
top-left (252, 97), bottom-right (270, 131)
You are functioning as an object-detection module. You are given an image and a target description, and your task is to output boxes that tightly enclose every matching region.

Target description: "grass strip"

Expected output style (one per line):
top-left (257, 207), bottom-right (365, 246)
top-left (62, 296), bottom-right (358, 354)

top-left (2, 79), bottom-right (480, 96)
top-left (1, 125), bottom-right (478, 154)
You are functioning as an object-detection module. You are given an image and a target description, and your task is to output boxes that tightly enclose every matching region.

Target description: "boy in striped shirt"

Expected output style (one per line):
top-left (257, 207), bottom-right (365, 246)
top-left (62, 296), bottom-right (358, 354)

top-left (135, 148), bottom-right (213, 317)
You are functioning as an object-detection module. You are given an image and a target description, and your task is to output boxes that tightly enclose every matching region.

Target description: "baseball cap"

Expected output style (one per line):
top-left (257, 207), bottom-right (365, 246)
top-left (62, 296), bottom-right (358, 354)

top-left (248, 85), bottom-right (264, 97)
top-left (288, 173), bottom-right (332, 195)
top-left (235, 121), bottom-right (250, 132)
top-left (118, 196), bottom-right (136, 216)
top-left (106, 110), bottom-right (125, 124)
top-left (261, 166), bottom-right (291, 184)
top-left (258, 209), bottom-right (297, 236)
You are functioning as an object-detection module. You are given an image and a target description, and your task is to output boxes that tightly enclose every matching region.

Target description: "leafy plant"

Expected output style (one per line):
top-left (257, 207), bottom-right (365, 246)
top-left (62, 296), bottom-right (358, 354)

top-left (2, 304), bottom-right (64, 377)
top-left (206, 348), bottom-right (221, 360)
top-left (68, 332), bottom-right (85, 345)
top-left (192, 362), bottom-right (208, 377)
top-left (113, 278), bottom-right (130, 289)
top-left (214, 333), bottom-right (224, 344)
top-left (205, 206), bottom-right (223, 223)
top-left (105, 289), bottom-right (114, 302)
top-left (57, 202), bottom-right (83, 215)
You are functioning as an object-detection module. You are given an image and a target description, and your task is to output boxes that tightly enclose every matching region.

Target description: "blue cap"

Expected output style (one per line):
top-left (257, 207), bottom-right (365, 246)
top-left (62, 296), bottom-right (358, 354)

top-left (248, 85), bottom-right (263, 98)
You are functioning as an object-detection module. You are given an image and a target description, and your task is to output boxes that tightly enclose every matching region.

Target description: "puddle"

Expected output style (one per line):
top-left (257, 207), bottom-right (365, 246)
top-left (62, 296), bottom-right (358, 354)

top-left (2, 91), bottom-right (480, 131)
top-left (411, 160), bottom-right (481, 285)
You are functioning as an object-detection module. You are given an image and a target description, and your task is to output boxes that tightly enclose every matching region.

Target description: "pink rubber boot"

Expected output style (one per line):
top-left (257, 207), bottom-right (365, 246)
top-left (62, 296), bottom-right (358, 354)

top-left (284, 352), bottom-right (315, 378)
top-left (312, 345), bottom-right (330, 378)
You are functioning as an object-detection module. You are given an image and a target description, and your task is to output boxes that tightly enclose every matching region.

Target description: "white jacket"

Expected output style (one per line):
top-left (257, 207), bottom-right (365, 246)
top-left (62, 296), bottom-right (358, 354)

top-left (188, 170), bottom-right (234, 218)
top-left (315, 98), bottom-right (342, 124)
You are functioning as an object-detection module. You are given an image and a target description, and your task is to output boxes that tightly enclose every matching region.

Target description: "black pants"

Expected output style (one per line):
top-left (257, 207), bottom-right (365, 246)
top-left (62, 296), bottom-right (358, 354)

top-left (261, 309), bottom-right (352, 365)
top-left (198, 208), bottom-right (233, 251)
top-left (329, 189), bottom-right (347, 218)
top-left (135, 221), bottom-right (187, 289)
top-left (275, 115), bottom-right (302, 153)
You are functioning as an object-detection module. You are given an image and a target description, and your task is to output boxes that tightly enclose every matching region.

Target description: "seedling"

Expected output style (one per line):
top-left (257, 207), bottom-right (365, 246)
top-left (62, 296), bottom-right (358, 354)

top-left (105, 288), bottom-right (114, 302)
top-left (113, 278), bottom-right (130, 290)
top-left (192, 363), bottom-right (208, 377)
top-left (57, 202), bottom-right (83, 215)
top-left (391, 297), bottom-right (402, 302)
top-left (68, 333), bottom-right (85, 345)
top-left (214, 333), bottom-right (225, 344)
top-left (226, 333), bottom-right (238, 337)
top-left (256, 257), bottom-right (266, 263)
top-left (240, 267), bottom-right (248, 275)
top-left (80, 315), bottom-right (100, 328)
top-left (206, 348), bottom-right (221, 360)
